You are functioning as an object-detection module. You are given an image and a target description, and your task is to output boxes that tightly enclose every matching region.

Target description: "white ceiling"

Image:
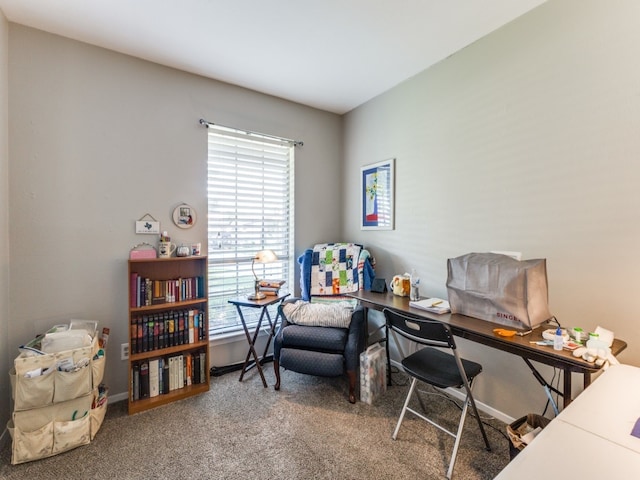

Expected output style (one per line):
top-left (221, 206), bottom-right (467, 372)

top-left (0, 0), bottom-right (546, 114)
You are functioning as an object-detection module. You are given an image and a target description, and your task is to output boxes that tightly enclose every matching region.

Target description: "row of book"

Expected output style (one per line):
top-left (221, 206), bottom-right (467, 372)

top-left (257, 279), bottom-right (285, 297)
top-left (130, 309), bottom-right (206, 354)
top-left (131, 351), bottom-right (207, 401)
top-left (130, 274), bottom-right (205, 308)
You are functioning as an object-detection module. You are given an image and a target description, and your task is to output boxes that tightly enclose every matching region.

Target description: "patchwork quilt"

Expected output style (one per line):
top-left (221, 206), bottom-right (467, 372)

top-left (310, 243), bottom-right (362, 296)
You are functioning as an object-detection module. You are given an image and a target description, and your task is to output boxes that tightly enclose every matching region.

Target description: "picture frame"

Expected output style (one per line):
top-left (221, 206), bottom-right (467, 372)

top-left (172, 204), bottom-right (196, 229)
top-left (360, 158), bottom-right (395, 230)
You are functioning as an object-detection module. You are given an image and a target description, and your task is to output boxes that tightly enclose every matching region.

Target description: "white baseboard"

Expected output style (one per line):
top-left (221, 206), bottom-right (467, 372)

top-left (109, 391), bottom-right (129, 403)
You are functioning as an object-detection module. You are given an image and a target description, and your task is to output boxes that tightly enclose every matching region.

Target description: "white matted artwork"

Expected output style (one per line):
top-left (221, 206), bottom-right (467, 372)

top-left (360, 158), bottom-right (394, 230)
top-left (172, 204), bottom-right (196, 229)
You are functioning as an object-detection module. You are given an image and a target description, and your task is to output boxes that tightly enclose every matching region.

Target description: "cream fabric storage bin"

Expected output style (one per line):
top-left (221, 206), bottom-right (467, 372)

top-left (10, 335), bottom-right (105, 411)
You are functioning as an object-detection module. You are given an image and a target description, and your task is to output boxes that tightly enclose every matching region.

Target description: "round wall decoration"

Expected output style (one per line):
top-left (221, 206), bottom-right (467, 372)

top-left (172, 204), bottom-right (196, 229)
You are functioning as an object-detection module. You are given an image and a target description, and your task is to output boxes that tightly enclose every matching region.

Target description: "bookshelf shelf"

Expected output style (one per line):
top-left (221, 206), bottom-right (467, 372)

top-left (127, 256), bottom-right (210, 415)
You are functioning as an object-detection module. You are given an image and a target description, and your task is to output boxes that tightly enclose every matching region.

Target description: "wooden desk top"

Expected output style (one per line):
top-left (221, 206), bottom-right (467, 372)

top-left (349, 290), bottom-right (627, 374)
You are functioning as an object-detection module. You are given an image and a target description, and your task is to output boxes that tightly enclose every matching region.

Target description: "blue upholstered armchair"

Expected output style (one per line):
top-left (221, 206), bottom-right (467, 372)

top-left (273, 243), bottom-right (373, 403)
top-left (273, 299), bottom-right (367, 403)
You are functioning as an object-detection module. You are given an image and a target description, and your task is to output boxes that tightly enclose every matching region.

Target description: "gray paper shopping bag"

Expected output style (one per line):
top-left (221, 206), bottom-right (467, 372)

top-left (446, 252), bottom-right (552, 330)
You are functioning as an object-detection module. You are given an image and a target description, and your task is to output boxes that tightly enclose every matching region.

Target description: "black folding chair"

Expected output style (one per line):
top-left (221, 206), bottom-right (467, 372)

top-left (383, 308), bottom-right (491, 479)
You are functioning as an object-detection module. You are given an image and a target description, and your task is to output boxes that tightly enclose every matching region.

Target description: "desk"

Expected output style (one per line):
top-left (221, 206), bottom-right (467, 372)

top-left (228, 294), bottom-right (290, 387)
top-left (348, 291), bottom-right (627, 408)
top-left (495, 364), bottom-right (640, 479)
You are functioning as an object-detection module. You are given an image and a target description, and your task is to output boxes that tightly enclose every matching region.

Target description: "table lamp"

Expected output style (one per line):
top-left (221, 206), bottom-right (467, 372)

top-left (248, 249), bottom-right (278, 300)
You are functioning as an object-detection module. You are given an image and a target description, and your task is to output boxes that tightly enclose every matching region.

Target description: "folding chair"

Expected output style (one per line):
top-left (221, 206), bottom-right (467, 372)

top-left (383, 308), bottom-right (491, 479)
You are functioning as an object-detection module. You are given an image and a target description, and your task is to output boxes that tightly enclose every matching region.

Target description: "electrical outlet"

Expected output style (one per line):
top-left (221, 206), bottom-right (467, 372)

top-left (121, 343), bottom-right (129, 360)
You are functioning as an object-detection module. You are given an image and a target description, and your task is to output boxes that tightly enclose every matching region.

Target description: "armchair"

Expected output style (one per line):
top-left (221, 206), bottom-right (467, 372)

top-left (273, 242), bottom-right (374, 403)
top-left (273, 299), bottom-right (367, 403)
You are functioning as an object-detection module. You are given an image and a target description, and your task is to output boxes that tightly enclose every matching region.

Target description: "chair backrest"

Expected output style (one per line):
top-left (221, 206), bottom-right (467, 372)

top-left (383, 308), bottom-right (456, 350)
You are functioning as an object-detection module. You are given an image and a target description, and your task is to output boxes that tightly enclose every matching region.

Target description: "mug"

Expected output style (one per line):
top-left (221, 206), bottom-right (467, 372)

top-left (158, 241), bottom-right (176, 258)
top-left (390, 275), bottom-right (411, 297)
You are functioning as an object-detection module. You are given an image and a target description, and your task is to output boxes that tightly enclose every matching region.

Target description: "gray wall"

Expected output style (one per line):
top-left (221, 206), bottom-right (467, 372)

top-left (343, 0), bottom-right (639, 418)
top-left (5, 24), bottom-right (343, 422)
top-left (0, 10), bottom-right (10, 437)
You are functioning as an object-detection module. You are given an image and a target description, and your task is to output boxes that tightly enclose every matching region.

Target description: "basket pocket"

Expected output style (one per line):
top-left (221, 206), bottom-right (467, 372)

top-left (11, 363), bottom-right (55, 410)
top-left (54, 365), bottom-right (92, 403)
top-left (52, 414), bottom-right (91, 454)
top-left (8, 419), bottom-right (54, 465)
top-left (90, 398), bottom-right (108, 440)
top-left (92, 354), bottom-right (106, 387)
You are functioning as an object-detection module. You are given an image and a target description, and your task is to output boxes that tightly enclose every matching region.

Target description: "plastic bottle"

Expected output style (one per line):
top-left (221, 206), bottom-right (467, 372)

top-left (410, 269), bottom-right (420, 301)
top-left (553, 327), bottom-right (563, 351)
top-left (586, 332), bottom-right (607, 356)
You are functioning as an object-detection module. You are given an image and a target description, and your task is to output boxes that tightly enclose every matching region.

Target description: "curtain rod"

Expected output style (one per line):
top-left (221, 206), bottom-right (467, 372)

top-left (199, 118), bottom-right (303, 147)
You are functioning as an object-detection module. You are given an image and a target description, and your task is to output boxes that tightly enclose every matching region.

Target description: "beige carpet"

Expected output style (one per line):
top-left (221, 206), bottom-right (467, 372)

top-left (1, 365), bottom-right (512, 479)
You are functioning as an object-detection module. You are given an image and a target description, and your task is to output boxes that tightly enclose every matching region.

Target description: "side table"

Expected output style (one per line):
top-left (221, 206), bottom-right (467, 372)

top-left (228, 294), bottom-right (290, 387)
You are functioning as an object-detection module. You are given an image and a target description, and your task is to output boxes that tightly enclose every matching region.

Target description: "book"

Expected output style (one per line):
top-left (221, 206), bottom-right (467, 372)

top-left (140, 361), bottom-right (150, 398)
top-left (149, 358), bottom-right (159, 397)
top-left (409, 298), bottom-right (451, 314)
top-left (259, 279), bottom-right (285, 288)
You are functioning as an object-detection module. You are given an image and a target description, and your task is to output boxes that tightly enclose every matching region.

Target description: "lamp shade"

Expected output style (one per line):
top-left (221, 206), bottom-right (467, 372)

top-left (254, 249), bottom-right (278, 264)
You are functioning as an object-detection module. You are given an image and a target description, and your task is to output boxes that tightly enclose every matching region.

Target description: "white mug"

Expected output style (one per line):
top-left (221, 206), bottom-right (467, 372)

top-left (158, 241), bottom-right (176, 258)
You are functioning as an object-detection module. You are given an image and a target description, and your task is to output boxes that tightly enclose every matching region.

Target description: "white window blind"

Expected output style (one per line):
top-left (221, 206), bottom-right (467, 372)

top-left (206, 124), bottom-right (294, 335)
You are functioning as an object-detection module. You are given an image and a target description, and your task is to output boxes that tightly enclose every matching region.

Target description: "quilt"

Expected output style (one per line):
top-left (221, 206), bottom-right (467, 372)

top-left (310, 243), bottom-right (362, 296)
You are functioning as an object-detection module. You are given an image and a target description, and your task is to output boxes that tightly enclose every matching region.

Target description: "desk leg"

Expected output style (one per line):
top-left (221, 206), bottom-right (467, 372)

top-left (237, 305), bottom-right (268, 388)
top-left (563, 368), bottom-right (572, 408)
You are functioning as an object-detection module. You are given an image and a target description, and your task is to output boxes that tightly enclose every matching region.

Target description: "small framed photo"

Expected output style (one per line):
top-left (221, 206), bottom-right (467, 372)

top-left (173, 204), bottom-right (196, 229)
top-left (361, 158), bottom-right (395, 230)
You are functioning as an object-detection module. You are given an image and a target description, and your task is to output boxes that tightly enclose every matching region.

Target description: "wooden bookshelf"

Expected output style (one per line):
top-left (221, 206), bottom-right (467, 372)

top-left (127, 256), bottom-right (209, 414)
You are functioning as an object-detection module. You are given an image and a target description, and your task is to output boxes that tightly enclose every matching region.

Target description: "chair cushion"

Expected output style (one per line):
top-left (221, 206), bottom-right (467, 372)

top-left (402, 347), bottom-right (482, 389)
top-left (279, 348), bottom-right (344, 377)
top-left (279, 325), bottom-right (348, 353)
top-left (282, 300), bottom-right (353, 328)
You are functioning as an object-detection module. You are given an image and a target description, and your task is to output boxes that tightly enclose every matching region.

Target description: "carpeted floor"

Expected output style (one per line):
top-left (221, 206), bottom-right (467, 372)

top-left (0, 365), bottom-right (512, 479)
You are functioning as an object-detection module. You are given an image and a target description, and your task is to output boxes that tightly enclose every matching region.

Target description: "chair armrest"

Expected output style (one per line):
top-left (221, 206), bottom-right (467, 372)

top-left (344, 306), bottom-right (366, 371)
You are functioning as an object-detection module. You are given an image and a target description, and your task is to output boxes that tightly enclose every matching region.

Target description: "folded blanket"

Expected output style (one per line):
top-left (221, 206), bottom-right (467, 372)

top-left (298, 244), bottom-right (375, 301)
top-left (310, 243), bottom-right (361, 296)
top-left (282, 300), bottom-right (353, 328)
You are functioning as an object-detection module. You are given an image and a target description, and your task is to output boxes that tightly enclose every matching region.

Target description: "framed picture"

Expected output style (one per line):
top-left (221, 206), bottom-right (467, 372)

top-left (172, 204), bottom-right (196, 229)
top-left (361, 158), bottom-right (395, 230)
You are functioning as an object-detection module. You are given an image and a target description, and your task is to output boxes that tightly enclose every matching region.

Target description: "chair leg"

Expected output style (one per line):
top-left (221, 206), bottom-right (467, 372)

top-left (392, 377), bottom-right (418, 440)
top-left (346, 369), bottom-right (357, 404)
top-left (466, 382), bottom-right (492, 452)
top-left (274, 359), bottom-right (281, 391)
top-left (446, 381), bottom-right (491, 480)
top-left (447, 392), bottom-right (471, 480)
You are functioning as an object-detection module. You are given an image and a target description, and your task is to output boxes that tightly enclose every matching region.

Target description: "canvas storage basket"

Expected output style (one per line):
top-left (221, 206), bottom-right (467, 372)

top-left (359, 343), bottom-right (387, 404)
top-left (446, 252), bottom-right (552, 330)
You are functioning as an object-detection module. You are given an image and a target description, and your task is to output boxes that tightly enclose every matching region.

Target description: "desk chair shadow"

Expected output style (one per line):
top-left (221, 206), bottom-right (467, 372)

top-left (383, 308), bottom-right (492, 480)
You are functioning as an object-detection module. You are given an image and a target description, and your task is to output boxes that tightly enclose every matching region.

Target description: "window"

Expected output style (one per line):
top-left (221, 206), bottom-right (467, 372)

top-left (206, 124), bottom-right (295, 336)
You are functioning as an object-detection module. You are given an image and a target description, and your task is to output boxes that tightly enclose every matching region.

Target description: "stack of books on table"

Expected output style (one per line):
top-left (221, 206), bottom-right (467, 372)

top-left (258, 279), bottom-right (285, 296)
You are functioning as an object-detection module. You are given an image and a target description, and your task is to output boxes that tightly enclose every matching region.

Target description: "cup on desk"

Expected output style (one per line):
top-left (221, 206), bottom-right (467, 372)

top-left (158, 241), bottom-right (176, 258)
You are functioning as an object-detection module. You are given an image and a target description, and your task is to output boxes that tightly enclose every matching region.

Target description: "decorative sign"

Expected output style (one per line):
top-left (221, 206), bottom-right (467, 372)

top-left (135, 214), bottom-right (160, 234)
